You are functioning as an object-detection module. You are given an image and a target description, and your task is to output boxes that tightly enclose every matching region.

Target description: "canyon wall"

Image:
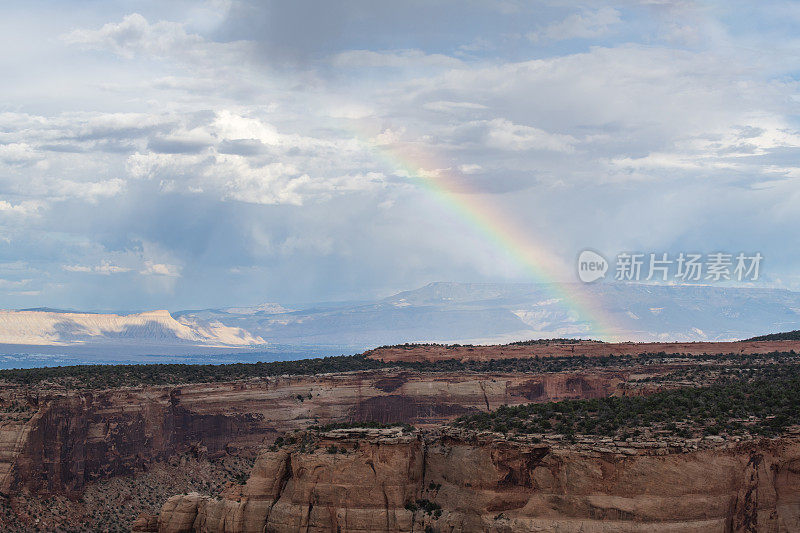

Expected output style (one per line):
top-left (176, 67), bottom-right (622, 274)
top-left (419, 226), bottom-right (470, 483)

top-left (0, 369), bottom-right (633, 495)
top-left (153, 428), bottom-right (800, 533)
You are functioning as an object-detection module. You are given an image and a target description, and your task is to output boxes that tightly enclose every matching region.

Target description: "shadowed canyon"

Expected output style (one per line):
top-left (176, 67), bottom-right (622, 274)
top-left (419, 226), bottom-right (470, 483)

top-left (1, 340), bottom-right (800, 531)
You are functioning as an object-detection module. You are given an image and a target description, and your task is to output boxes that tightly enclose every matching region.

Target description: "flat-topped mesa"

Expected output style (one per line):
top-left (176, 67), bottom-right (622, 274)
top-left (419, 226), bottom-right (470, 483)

top-left (149, 428), bottom-right (800, 533)
top-left (365, 339), bottom-right (800, 362)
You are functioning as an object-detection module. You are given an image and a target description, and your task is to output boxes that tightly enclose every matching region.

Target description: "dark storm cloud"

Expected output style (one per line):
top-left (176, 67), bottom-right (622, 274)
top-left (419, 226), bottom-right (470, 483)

top-left (215, 0), bottom-right (551, 65)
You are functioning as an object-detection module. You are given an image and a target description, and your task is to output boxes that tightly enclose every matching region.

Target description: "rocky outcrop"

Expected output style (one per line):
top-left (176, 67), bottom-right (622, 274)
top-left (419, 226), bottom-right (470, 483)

top-left (156, 429), bottom-right (423, 533)
top-left (133, 512), bottom-right (162, 532)
top-left (154, 429), bottom-right (800, 533)
top-left (0, 369), bottom-right (639, 494)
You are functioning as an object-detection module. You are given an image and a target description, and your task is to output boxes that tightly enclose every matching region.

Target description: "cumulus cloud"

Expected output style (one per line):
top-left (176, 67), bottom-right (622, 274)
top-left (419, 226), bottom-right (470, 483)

top-left (0, 200), bottom-right (43, 217)
top-left (211, 111), bottom-right (281, 146)
top-left (2, 1), bottom-right (800, 309)
top-left (0, 143), bottom-right (45, 167)
top-left (1, 105), bottom-right (379, 211)
top-left (219, 161), bottom-right (310, 205)
top-left (61, 11), bottom-right (255, 97)
top-left (64, 13), bottom-right (204, 58)
top-left (140, 261), bottom-right (181, 277)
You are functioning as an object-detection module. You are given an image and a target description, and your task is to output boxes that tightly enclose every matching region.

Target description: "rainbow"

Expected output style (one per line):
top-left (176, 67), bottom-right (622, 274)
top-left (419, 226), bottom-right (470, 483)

top-left (361, 136), bottom-right (624, 341)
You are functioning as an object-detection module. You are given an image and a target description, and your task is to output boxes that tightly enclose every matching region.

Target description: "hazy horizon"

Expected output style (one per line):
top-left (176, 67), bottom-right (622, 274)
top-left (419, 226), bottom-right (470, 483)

top-left (4, 279), bottom-right (800, 316)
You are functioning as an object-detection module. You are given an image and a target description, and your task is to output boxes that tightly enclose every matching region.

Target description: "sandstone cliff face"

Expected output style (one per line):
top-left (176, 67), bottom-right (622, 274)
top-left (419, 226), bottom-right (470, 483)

top-left (8, 389), bottom-right (263, 495)
top-left (0, 369), bottom-right (635, 494)
top-left (156, 430), bottom-right (423, 533)
top-left (154, 429), bottom-right (800, 533)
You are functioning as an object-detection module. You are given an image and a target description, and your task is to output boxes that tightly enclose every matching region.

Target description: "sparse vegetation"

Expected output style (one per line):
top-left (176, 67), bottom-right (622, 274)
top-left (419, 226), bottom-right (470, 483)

top-left (0, 453), bottom-right (255, 532)
top-left (0, 355), bottom-right (385, 389)
top-left (405, 499), bottom-right (441, 516)
top-left (507, 338), bottom-right (601, 346)
top-left (373, 338), bottom-right (601, 350)
top-left (453, 367), bottom-right (800, 439)
top-left (1, 350), bottom-right (799, 389)
top-left (745, 330), bottom-right (800, 342)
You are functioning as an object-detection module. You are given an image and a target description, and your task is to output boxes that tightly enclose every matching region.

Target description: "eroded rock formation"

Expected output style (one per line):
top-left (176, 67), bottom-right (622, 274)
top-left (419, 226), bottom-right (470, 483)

top-left (153, 428), bottom-right (800, 533)
top-left (0, 369), bottom-right (636, 495)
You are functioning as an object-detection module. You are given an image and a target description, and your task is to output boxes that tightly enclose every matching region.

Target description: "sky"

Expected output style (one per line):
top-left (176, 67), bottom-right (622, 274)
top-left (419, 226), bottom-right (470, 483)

top-left (1, 0), bottom-right (800, 311)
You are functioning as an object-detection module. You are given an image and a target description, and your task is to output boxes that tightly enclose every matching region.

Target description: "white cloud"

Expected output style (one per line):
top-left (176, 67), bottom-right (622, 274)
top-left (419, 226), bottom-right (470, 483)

top-left (140, 261), bottom-right (181, 277)
top-left (0, 143), bottom-right (44, 166)
top-left (62, 12), bottom-right (254, 74)
top-left (62, 262), bottom-right (131, 275)
top-left (211, 111), bottom-right (281, 145)
top-left (528, 7), bottom-right (621, 43)
top-left (459, 164), bottom-right (483, 174)
top-left (0, 200), bottom-right (43, 217)
top-left (219, 160), bottom-right (309, 205)
top-left (96, 261), bottom-right (131, 275)
top-left (64, 13), bottom-right (202, 59)
top-left (62, 265), bottom-right (94, 273)
top-left (609, 118), bottom-right (800, 176)
top-left (685, 120), bottom-right (800, 156)
top-left (484, 118), bottom-right (577, 152)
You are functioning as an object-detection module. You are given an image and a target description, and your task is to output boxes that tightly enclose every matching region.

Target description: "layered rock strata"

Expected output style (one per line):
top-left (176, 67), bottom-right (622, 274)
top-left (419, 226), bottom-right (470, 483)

top-left (154, 428), bottom-right (800, 533)
top-left (0, 369), bottom-right (634, 494)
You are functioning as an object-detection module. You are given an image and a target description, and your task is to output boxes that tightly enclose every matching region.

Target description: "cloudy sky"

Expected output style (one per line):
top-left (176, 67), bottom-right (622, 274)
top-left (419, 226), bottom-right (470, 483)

top-left (1, 0), bottom-right (799, 311)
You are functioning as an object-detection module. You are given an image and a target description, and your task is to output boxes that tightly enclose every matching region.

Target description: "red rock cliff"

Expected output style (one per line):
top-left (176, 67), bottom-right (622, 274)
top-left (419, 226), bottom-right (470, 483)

top-left (0, 369), bottom-right (636, 495)
top-left (153, 428), bottom-right (800, 533)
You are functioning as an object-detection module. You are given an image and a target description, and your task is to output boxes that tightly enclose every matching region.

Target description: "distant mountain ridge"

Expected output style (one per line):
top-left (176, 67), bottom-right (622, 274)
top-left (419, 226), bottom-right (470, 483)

top-left (1, 282), bottom-right (799, 357)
